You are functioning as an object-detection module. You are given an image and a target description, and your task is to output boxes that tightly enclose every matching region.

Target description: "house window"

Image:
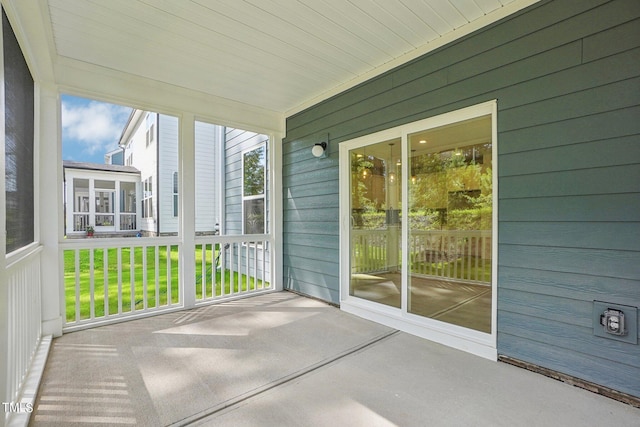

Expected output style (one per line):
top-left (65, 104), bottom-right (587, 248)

top-left (172, 171), bottom-right (178, 217)
top-left (4, 9), bottom-right (35, 253)
top-left (242, 144), bottom-right (266, 234)
top-left (94, 180), bottom-right (115, 226)
top-left (145, 114), bottom-right (155, 147)
top-left (120, 181), bottom-right (136, 213)
top-left (143, 177), bottom-right (153, 218)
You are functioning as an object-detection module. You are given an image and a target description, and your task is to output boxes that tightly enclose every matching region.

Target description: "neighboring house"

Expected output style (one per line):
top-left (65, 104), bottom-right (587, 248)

top-left (64, 110), bottom-right (227, 237)
top-left (104, 147), bottom-right (124, 166)
top-left (118, 110), bottom-right (224, 236)
top-left (63, 161), bottom-right (140, 236)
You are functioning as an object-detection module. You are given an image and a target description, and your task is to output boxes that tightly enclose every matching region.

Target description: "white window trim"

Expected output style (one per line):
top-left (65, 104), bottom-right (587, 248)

top-left (142, 176), bottom-right (154, 219)
top-left (339, 100), bottom-right (498, 360)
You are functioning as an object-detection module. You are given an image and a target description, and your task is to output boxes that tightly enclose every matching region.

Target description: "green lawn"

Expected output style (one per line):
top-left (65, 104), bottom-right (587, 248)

top-left (194, 244), bottom-right (268, 299)
top-left (64, 243), bottom-right (269, 323)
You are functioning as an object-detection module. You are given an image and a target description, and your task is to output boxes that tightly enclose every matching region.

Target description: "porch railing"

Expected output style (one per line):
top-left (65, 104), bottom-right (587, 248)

top-left (119, 213), bottom-right (137, 231)
top-left (352, 229), bottom-right (491, 283)
top-left (195, 235), bottom-right (271, 303)
top-left (62, 237), bottom-right (181, 330)
top-left (410, 230), bottom-right (491, 283)
top-left (95, 214), bottom-right (114, 227)
top-left (352, 229), bottom-right (389, 273)
top-left (5, 246), bottom-right (43, 411)
top-left (73, 213), bottom-right (89, 231)
top-left (62, 235), bottom-right (273, 330)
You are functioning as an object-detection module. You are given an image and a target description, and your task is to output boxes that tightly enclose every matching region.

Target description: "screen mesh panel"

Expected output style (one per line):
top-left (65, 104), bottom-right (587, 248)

top-left (4, 8), bottom-right (34, 253)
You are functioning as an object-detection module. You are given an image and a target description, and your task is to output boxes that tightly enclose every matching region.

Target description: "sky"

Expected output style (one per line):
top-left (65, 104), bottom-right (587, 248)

top-left (61, 95), bottom-right (133, 164)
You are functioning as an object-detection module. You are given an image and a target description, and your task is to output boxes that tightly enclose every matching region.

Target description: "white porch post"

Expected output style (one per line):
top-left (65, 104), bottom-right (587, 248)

top-left (115, 180), bottom-right (120, 231)
top-left (39, 86), bottom-right (63, 337)
top-left (136, 180), bottom-right (142, 233)
top-left (89, 178), bottom-right (95, 228)
top-left (180, 113), bottom-right (196, 307)
top-left (271, 132), bottom-right (283, 292)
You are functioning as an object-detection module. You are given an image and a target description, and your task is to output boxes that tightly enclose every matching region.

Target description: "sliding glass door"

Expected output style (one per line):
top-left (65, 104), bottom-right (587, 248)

top-left (407, 115), bottom-right (493, 333)
top-left (349, 138), bottom-right (402, 308)
top-left (341, 102), bottom-right (497, 357)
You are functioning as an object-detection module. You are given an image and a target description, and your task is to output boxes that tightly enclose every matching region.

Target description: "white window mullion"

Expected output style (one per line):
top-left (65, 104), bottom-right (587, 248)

top-left (401, 132), bottom-right (409, 315)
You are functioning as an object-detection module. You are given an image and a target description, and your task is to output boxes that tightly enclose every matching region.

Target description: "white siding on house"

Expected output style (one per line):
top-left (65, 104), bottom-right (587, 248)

top-left (125, 112), bottom-right (158, 234)
top-left (158, 114), bottom-right (179, 234)
top-left (121, 111), bottom-right (221, 235)
top-left (195, 121), bottom-right (221, 233)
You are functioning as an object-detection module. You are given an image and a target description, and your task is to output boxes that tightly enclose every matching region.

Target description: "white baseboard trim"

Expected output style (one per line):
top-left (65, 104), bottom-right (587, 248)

top-left (5, 335), bottom-right (52, 427)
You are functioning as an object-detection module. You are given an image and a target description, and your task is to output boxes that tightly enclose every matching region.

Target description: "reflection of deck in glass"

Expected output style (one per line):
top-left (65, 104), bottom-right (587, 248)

top-left (351, 272), bottom-right (491, 333)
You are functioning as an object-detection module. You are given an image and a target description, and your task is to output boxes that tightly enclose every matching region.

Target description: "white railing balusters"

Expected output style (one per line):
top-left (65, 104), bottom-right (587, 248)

top-left (230, 244), bottom-right (235, 295)
top-left (154, 246), bottom-right (160, 309)
top-left (128, 247), bottom-right (133, 312)
top-left (89, 249), bottom-right (95, 319)
top-left (74, 249), bottom-right (80, 322)
top-left (194, 236), bottom-right (272, 303)
top-left (104, 248), bottom-right (109, 316)
top-left (62, 238), bottom-right (182, 331)
top-left (237, 244), bottom-right (242, 292)
top-left (211, 243), bottom-right (221, 298)
top-left (6, 246), bottom-right (43, 412)
top-left (117, 248), bottom-right (123, 314)
top-left (142, 247), bottom-right (148, 310)
top-left (62, 235), bottom-right (273, 330)
top-left (352, 229), bottom-right (491, 284)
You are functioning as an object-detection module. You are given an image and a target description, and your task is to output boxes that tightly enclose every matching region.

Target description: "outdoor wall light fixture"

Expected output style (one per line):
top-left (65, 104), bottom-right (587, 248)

top-left (312, 141), bottom-right (327, 158)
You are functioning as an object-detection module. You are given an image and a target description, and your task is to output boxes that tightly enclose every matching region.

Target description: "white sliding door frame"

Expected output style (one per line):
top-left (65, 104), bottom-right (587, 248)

top-left (339, 100), bottom-right (498, 360)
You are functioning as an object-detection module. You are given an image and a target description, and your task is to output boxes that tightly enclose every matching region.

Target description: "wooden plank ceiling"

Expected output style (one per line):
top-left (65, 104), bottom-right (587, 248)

top-left (46, 0), bottom-right (529, 115)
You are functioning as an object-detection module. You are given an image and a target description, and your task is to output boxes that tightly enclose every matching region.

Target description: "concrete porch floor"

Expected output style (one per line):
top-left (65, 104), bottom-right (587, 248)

top-left (30, 292), bottom-right (639, 426)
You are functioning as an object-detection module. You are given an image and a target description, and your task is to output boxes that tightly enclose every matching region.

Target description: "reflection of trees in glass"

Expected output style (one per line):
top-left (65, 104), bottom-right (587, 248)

top-left (351, 152), bottom-right (376, 210)
top-left (243, 145), bottom-right (266, 235)
top-left (410, 143), bottom-right (492, 231)
top-left (244, 199), bottom-right (264, 234)
top-left (243, 146), bottom-right (265, 196)
top-left (351, 152), bottom-right (388, 229)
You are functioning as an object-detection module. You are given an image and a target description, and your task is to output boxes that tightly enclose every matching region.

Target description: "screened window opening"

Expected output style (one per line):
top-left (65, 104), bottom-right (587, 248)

top-left (4, 9), bottom-right (35, 253)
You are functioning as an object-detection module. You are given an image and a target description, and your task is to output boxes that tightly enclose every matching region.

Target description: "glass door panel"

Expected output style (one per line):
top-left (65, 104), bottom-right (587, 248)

top-left (349, 138), bottom-right (402, 308)
top-left (408, 115), bottom-right (493, 332)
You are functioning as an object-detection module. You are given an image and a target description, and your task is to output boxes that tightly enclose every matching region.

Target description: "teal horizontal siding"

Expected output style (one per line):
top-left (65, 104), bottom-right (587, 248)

top-left (499, 244), bottom-right (639, 281)
top-left (283, 0), bottom-right (640, 397)
top-left (499, 266), bottom-right (638, 302)
top-left (500, 106), bottom-right (640, 155)
top-left (499, 222), bottom-right (640, 251)
top-left (498, 333), bottom-right (640, 398)
top-left (499, 304), bottom-right (639, 366)
top-left (500, 164), bottom-right (640, 198)
top-left (499, 194), bottom-right (640, 222)
top-left (499, 135), bottom-right (640, 176)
